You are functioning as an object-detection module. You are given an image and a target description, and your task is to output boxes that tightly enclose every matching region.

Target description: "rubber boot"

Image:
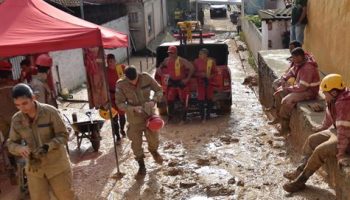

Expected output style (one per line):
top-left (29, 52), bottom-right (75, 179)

top-left (167, 102), bottom-right (175, 122)
top-left (135, 159), bottom-right (146, 179)
top-left (280, 118), bottom-right (290, 134)
top-left (199, 101), bottom-right (205, 121)
top-left (283, 157), bottom-right (308, 180)
top-left (119, 114), bottom-right (126, 137)
top-left (283, 170), bottom-right (313, 193)
top-left (206, 100), bottom-right (213, 120)
top-left (180, 103), bottom-right (187, 124)
top-left (112, 115), bottom-right (121, 141)
top-left (150, 151), bottom-right (164, 164)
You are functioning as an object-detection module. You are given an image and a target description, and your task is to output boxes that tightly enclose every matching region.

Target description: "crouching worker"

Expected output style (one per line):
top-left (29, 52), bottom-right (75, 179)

top-left (7, 84), bottom-right (76, 200)
top-left (283, 74), bottom-right (350, 193)
top-left (269, 47), bottom-right (320, 132)
top-left (115, 66), bottom-right (164, 179)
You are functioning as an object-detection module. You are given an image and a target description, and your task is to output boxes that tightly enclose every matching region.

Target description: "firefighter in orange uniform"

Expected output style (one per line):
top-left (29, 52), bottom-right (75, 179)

top-left (159, 46), bottom-right (194, 122)
top-left (194, 48), bottom-right (217, 122)
top-left (106, 54), bottom-right (126, 141)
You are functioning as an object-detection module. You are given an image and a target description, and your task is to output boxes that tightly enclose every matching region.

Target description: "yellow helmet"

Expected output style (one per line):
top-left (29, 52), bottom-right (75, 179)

top-left (99, 107), bottom-right (118, 120)
top-left (320, 74), bottom-right (345, 92)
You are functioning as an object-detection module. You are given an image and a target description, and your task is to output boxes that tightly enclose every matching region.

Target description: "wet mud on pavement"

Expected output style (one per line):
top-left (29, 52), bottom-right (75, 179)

top-left (102, 40), bottom-right (335, 200)
top-left (0, 11), bottom-right (336, 200)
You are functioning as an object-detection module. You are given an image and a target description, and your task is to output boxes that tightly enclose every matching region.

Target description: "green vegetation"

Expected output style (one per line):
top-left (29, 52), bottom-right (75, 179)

top-left (248, 52), bottom-right (257, 72)
top-left (246, 15), bottom-right (261, 28)
top-left (239, 31), bottom-right (245, 42)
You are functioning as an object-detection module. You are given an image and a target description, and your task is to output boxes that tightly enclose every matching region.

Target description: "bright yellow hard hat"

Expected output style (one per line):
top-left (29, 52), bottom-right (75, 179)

top-left (99, 107), bottom-right (118, 120)
top-left (320, 74), bottom-right (345, 92)
top-left (287, 77), bottom-right (296, 85)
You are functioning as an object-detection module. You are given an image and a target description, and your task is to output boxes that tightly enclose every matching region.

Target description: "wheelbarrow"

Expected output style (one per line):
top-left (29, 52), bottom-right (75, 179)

top-left (70, 112), bottom-right (105, 152)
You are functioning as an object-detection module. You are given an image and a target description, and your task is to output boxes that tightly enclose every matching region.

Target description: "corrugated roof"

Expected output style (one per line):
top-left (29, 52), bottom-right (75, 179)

top-left (258, 7), bottom-right (292, 21)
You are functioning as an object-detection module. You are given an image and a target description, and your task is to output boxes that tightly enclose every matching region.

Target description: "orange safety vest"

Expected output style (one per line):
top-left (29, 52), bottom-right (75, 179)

top-left (206, 59), bottom-right (213, 78)
top-left (175, 57), bottom-right (181, 77)
top-left (116, 64), bottom-right (125, 79)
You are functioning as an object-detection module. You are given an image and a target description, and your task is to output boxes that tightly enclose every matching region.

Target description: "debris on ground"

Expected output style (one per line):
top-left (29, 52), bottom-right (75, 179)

top-left (219, 135), bottom-right (240, 144)
top-left (228, 177), bottom-right (236, 184)
top-left (196, 158), bottom-right (211, 166)
top-left (164, 167), bottom-right (184, 176)
top-left (237, 180), bottom-right (245, 187)
top-left (179, 182), bottom-right (197, 188)
top-left (206, 183), bottom-right (235, 197)
top-left (242, 75), bottom-right (258, 87)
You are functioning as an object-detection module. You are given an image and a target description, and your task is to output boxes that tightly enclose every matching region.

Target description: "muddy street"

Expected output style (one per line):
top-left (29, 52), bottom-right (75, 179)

top-left (69, 14), bottom-right (335, 200)
top-left (0, 9), bottom-right (336, 200)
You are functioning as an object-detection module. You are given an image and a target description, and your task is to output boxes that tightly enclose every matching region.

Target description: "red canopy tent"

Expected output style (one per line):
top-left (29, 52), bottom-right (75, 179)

top-left (0, 0), bottom-right (128, 57)
top-left (0, 0), bottom-right (129, 108)
top-left (0, 0), bottom-right (127, 172)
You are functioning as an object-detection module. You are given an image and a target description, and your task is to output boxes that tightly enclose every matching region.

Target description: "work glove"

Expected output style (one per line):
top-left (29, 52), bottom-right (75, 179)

top-left (338, 157), bottom-right (350, 169)
top-left (32, 144), bottom-right (49, 158)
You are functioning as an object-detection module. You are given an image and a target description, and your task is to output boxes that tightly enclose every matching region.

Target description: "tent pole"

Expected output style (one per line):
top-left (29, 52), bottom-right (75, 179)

top-left (99, 47), bottom-right (122, 176)
top-left (80, 0), bottom-right (85, 19)
top-left (196, 1), bottom-right (198, 21)
top-left (127, 47), bottom-right (130, 65)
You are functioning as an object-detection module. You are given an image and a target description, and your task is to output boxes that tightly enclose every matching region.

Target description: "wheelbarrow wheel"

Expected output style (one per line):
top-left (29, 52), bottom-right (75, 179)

top-left (91, 130), bottom-right (101, 152)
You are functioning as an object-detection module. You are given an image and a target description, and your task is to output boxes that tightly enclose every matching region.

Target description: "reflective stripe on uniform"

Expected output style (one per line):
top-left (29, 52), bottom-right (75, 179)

top-left (116, 64), bottom-right (124, 78)
top-left (206, 59), bottom-right (213, 77)
top-left (336, 120), bottom-right (350, 127)
top-left (175, 57), bottom-right (181, 77)
top-left (0, 86), bottom-right (12, 90)
top-left (300, 80), bottom-right (320, 87)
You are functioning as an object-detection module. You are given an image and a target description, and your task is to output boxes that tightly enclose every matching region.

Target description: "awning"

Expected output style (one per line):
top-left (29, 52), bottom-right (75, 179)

top-left (0, 0), bottom-right (128, 57)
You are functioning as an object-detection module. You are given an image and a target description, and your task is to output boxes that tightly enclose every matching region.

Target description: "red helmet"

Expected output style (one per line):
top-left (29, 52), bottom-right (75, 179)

top-left (36, 54), bottom-right (52, 67)
top-left (167, 46), bottom-right (177, 54)
top-left (147, 115), bottom-right (164, 132)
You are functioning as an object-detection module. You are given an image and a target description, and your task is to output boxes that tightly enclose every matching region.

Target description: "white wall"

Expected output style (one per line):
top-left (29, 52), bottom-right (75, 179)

top-left (162, 0), bottom-right (167, 27)
top-left (51, 49), bottom-right (85, 92)
top-left (103, 16), bottom-right (131, 63)
top-left (153, 0), bottom-right (163, 36)
top-left (127, 2), bottom-right (146, 51)
top-left (264, 0), bottom-right (277, 9)
top-left (51, 16), bottom-right (130, 91)
top-left (276, 0), bottom-right (286, 9)
top-left (242, 18), bottom-right (264, 61)
top-left (144, 1), bottom-right (155, 43)
top-left (267, 20), bottom-right (290, 49)
top-left (261, 21), bottom-right (269, 50)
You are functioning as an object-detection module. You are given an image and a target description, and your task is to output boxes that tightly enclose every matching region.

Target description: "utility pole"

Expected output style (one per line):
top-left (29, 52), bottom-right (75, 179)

top-left (80, 0), bottom-right (85, 19)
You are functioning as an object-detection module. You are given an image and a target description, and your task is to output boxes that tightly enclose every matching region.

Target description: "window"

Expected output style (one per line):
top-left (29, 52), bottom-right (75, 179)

top-left (129, 12), bottom-right (138, 23)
